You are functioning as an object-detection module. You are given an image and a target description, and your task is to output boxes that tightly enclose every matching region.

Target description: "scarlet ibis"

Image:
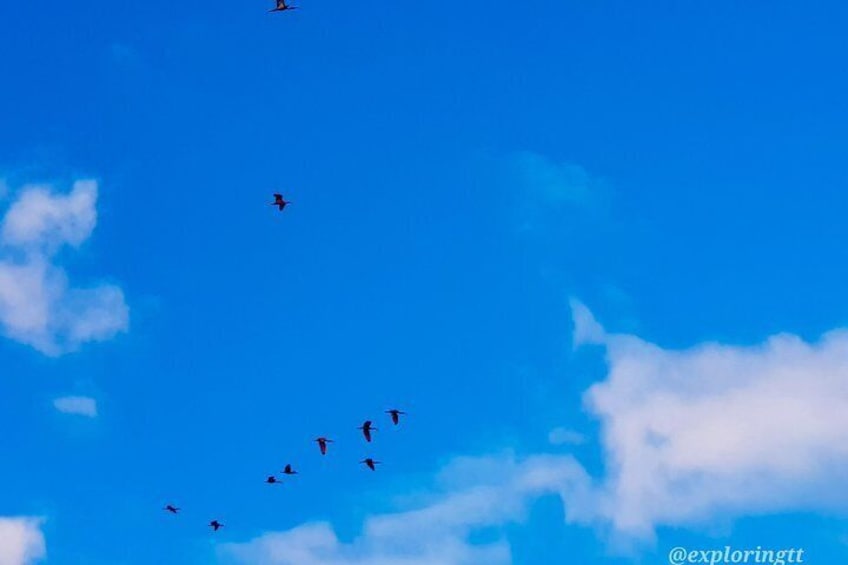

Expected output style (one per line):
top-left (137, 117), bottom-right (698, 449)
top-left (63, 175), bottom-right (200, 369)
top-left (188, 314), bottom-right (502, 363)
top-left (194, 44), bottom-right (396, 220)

top-left (209, 520), bottom-right (224, 531)
top-left (265, 475), bottom-right (283, 485)
top-left (360, 458), bottom-right (381, 471)
top-left (282, 464), bottom-right (298, 475)
top-left (271, 193), bottom-right (290, 211)
top-left (359, 420), bottom-right (377, 442)
top-left (269, 0), bottom-right (297, 12)
top-left (385, 409), bottom-right (406, 425)
top-left (164, 505), bottom-right (180, 514)
top-left (315, 437), bottom-right (333, 455)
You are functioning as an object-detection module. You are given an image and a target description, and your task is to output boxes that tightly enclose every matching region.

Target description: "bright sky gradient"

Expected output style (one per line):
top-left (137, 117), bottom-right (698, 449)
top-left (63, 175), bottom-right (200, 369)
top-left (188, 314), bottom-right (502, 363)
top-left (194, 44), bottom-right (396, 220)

top-left (2, 1), bottom-right (848, 563)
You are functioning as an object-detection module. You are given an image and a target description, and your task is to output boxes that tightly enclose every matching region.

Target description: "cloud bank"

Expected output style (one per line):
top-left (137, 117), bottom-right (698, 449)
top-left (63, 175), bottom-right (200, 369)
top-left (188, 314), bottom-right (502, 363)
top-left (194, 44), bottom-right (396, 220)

top-left (221, 302), bottom-right (848, 562)
top-left (0, 518), bottom-right (45, 565)
top-left (0, 180), bottom-right (128, 355)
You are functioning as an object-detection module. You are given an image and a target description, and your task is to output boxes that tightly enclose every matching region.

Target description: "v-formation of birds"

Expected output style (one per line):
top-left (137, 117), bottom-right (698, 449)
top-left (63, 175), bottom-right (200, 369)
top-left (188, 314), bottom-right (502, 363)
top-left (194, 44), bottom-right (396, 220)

top-left (165, 409), bottom-right (407, 531)
top-left (163, 193), bottom-right (407, 530)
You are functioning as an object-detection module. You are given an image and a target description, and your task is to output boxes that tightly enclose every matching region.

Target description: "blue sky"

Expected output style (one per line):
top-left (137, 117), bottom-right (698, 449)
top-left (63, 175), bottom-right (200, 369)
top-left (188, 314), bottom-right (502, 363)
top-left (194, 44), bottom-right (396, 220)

top-left (2, 1), bottom-right (848, 563)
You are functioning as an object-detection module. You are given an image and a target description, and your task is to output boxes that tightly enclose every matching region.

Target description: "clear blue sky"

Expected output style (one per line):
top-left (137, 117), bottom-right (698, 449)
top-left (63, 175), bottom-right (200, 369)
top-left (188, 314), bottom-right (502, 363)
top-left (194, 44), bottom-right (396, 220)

top-left (2, 1), bottom-right (848, 563)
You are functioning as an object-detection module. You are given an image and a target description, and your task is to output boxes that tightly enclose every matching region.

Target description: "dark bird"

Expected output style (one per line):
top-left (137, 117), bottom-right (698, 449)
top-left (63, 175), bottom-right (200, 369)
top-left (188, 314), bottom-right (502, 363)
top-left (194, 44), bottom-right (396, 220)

top-left (282, 464), bottom-right (298, 475)
top-left (164, 505), bottom-right (180, 514)
top-left (271, 193), bottom-right (290, 211)
top-left (209, 520), bottom-right (224, 532)
top-left (269, 0), bottom-right (297, 12)
top-left (385, 409), bottom-right (406, 425)
top-left (359, 420), bottom-right (377, 442)
top-left (361, 458), bottom-right (381, 471)
top-left (315, 437), bottom-right (334, 455)
top-left (265, 475), bottom-right (283, 485)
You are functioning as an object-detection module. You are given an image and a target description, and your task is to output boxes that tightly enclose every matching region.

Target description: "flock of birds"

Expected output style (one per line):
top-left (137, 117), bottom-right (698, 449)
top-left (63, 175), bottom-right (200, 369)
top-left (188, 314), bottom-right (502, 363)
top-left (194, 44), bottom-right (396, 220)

top-left (163, 191), bottom-right (407, 533)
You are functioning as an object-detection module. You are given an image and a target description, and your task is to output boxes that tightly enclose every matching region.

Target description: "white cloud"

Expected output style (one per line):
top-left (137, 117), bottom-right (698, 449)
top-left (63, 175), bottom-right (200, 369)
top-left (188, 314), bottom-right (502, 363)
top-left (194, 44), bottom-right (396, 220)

top-left (53, 396), bottom-right (97, 418)
top-left (0, 518), bottom-right (45, 565)
top-left (0, 180), bottom-right (128, 355)
top-left (581, 316), bottom-right (848, 540)
top-left (1, 182), bottom-right (97, 250)
top-left (222, 522), bottom-right (508, 565)
top-left (219, 454), bottom-right (593, 565)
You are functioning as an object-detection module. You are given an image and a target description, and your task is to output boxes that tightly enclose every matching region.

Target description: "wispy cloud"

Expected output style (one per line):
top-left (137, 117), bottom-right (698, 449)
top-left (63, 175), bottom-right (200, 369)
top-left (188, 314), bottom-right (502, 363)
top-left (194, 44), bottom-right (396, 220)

top-left (506, 152), bottom-right (609, 236)
top-left (0, 180), bottom-right (128, 355)
top-left (109, 43), bottom-right (139, 64)
top-left (548, 428), bottom-right (585, 446)
top-left (53, 396), bottom-right (97, 418)
top-left (0, 517), bottom-right (46, 565)
top-left (219, 453), bottom-right (592, 565)
top-left (569, 298), bottom-right (606, 348)
top-left (511, 151), bottom-right (601, 206)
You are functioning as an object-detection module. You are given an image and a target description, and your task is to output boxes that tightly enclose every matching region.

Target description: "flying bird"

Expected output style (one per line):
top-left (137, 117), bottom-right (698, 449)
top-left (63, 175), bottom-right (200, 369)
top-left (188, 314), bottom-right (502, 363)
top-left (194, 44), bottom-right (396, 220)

top-left (209, 520), bottom-right (224, 532)
top-left (271, 193), bottom-right (290, 211)
top-left (385, 409), bottom-right (406, 425)
top-left (360, 458), bottom-right (381, 471)
top-left (315, 437), bottom-right (334, 455)
top-left (359, 420), bottom-right (377, 442)
top-left (282, 464), bottom-right (298, 475)
top-left (265, 475), bottom-right (283, 485)
top-left (164, 505), bottom-right (180, 514)
top-left (269, 0), bottom-right (297, 12)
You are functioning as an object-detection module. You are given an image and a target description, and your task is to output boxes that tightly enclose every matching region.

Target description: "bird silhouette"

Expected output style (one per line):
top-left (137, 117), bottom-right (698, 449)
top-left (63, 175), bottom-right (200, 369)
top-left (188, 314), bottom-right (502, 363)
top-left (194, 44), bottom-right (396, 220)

top-left (386, 409), bottom-right (406, 425)
top-left (269, 0), bottom-right (297, 12)
top-left (361, 458), bottom-right (381, 471)
top-left (282, 464), bottom-right (298, 475)
top-left (265, 475), bottom-right (283, 485)
top-left (315, 437), bottom-right (334, 455)
top-left (164, 505), bottom-right (180, 514)
top-left (209, 520), bottom-right (224, 531)
top-left (359, 420), bottom-right (377, 442)
top-left (271, 193), bottom-right (290, 211)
